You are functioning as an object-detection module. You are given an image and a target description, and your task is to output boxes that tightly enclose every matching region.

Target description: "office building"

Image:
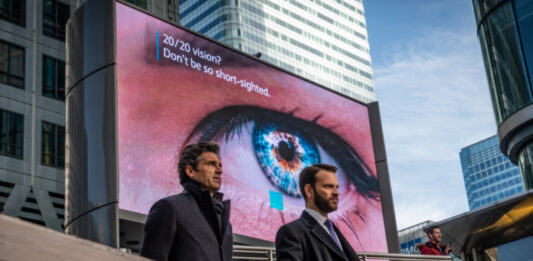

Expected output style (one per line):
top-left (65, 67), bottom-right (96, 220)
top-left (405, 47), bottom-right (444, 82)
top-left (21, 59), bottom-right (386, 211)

top-left (0, 0), bottom-right (81, 231)
top-left (0, 0), bottom-right (177, 231)
top-left (179, 0), bottom-right (376, 103)
top-left (460, 135), bottom-right (524, 210)
top-left (472, 0), bottom-right (533, 190)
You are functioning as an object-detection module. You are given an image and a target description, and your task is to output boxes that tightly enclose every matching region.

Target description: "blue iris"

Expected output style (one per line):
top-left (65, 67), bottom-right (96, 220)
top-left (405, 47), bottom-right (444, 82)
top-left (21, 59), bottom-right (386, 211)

top-left (253, 122), bottom-right (320, 197)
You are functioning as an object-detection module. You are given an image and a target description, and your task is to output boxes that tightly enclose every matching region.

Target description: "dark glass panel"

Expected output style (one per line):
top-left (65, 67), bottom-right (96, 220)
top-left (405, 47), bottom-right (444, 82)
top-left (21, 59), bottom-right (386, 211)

top-left (43, 56), bottom-right (56, 98)
top-left (124, 0), bottom-right (147, 9)
top-left (41, 121), bottom-right (65, 168)
top-left (0, 111), bottom-right (24, 159)
top-left (0, 41), bottom-right (24, 88)
top-left (0, 111), bottom-right (7, 154)
top-left (42, 55), bottom-right (65, 101)
top-left (518, 143), bottom-right (533, 190)
top-left (0, 41), bottom-right (8, 83)
top-left (42, 0), bottom-right (69, 41)
top-left (58, 60), bottom-right (65, 100)
top-left (9, 45), bottom-right (24, 77)
top-left (56, 2), bottom-right (69, 40)
top-left (11, 0), bottom-right (24, 26)
top-left (514, 0), bottom-right (533, 93)
top-left (0, 0), bottom-right (25, 27)
top-left (472, 0), bottom-right (506, 24)
top-left (478, 2), bottom-right (532, 123)
top-left (0, 0), bottom-right (8, 15)
top-left (43, 0), bottom-right (54, 37)
top-left (42, 122), bottom-right (53, 166)
top-left (57, 126), bottom-right (65, 168)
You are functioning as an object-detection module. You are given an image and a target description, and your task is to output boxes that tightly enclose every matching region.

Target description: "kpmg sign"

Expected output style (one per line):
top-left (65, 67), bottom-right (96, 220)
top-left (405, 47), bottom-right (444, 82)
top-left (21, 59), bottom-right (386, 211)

top-left (400, 237), bottom-right (422, 254)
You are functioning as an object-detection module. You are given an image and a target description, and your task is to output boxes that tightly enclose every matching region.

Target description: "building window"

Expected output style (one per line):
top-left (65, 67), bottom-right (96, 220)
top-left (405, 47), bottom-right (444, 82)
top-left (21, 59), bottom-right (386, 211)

top-left (43, 0), bottom-right (69, 41)
top-left (0, 109), bottom-right (23, 159)
top-left (124, 0), bottom-right (147, 9)
top-left (0, 0), bottom-right (25, 26)
top-left (41, 121), bottom-right (65, 168)
top-left (42, 55), bottom-right (65, 101)
top-left (0, 40), bottom-right (24, 88)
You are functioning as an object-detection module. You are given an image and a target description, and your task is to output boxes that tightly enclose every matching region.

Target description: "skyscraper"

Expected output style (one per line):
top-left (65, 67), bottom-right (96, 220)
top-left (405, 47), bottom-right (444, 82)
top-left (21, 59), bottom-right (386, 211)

top-left (460, 135), bottom-right (524, 210)
top-left (179, 0), bottom-right (376, 103)
top-left (472, 0), bottom-right (533, 190)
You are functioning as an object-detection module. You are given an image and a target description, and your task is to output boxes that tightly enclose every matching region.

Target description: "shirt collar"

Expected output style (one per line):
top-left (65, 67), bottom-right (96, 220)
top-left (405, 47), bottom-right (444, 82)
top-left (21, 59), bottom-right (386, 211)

top-left (305, 208), bottom-right (328, 225)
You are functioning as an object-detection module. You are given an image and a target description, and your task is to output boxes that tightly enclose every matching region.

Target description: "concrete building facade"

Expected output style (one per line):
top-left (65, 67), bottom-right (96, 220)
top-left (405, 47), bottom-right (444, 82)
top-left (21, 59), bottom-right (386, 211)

top-left (0, 0), bottom-right (178, 231)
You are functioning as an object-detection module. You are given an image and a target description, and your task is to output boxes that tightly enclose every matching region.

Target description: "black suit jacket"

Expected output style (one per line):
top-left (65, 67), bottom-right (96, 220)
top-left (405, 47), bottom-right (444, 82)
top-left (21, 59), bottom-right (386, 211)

top-left (140, 180), bottom-right (233, 261)
top-left (275, 211), bottom-right (360, 261)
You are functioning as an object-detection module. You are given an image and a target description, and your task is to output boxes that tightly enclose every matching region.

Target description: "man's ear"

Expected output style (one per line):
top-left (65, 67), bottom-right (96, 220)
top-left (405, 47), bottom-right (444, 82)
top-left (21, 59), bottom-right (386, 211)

top-left (185, 165), bottom-right (195, 178)
top-left (304, 184), bottom-right (314, 200)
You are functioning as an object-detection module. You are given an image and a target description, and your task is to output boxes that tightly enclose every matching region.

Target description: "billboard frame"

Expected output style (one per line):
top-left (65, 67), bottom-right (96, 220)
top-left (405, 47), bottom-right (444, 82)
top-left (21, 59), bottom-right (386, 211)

top-left (65, 0), bottom-right (399, 252)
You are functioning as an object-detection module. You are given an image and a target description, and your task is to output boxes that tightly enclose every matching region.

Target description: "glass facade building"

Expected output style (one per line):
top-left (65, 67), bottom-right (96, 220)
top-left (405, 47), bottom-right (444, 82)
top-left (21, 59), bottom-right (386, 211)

top-left (460, 135), bottom-right (524, 210)
top-left (473, 0), bottom-right (533, 190)
top-left (179, 0), bottom-right (376, 103)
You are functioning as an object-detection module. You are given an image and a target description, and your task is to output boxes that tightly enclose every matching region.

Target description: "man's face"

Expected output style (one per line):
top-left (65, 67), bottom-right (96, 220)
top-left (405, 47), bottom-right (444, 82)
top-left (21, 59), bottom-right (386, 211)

top-left (429, 228), bottom-right (442, 243)
top-left (186, 152), bottom-right (223, 193)
top-left (311, 170), bottom-right (340, 213)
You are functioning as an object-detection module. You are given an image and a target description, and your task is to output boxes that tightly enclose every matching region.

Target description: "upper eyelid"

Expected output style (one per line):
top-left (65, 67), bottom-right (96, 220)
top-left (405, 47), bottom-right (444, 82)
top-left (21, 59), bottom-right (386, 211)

top-left (183, 105), bottom-right (379, 200)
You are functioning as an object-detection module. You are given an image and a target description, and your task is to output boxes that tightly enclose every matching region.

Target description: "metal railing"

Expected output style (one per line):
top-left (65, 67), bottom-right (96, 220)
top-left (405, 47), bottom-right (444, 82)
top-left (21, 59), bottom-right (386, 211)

top-left (233, 245), bottom-right (275, 260)
top-left (233, 245), bottom-right (453, 261)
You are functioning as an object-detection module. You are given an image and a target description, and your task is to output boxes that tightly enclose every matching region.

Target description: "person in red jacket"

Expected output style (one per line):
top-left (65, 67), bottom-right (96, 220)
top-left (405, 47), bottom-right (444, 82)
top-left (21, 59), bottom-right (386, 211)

top-left (418, 225), bottom-right (452, 256)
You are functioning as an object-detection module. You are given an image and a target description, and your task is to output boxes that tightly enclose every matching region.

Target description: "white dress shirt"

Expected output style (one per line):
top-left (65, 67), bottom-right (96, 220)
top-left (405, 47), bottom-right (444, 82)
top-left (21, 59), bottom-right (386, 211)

top-left (304, 208), bottom-right (343, 251)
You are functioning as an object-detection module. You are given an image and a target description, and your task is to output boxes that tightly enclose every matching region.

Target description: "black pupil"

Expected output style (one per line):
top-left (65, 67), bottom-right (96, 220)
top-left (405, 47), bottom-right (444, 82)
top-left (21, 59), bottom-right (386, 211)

top-left (279, 140), bottom-right (296, 161)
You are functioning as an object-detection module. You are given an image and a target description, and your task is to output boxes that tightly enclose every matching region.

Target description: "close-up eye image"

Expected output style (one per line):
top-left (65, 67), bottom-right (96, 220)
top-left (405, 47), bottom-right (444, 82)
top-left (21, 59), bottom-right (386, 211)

top-left (116, 2), bottom-right (388, 253)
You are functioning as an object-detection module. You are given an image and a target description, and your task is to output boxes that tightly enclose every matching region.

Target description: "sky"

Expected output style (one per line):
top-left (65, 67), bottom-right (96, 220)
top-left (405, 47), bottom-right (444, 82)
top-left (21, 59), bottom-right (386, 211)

top-left (364, 0), bottom-right (498, 230)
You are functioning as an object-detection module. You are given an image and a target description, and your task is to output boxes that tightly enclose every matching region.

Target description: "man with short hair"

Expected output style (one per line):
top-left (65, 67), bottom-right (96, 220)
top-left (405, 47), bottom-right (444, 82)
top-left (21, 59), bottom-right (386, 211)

top-left (418, 225), bottom-right (451, 256)
top-left (140, 142), bottom-right (233, 261)
top-left (275, 164), bottom-right (360, 261)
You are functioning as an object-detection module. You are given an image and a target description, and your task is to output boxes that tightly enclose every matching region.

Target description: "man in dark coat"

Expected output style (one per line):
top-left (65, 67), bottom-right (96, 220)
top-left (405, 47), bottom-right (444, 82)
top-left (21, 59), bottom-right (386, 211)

top-left (275, 164), bottom-right (360, 261)
top-left (140, 142), bottom-right (232, 261)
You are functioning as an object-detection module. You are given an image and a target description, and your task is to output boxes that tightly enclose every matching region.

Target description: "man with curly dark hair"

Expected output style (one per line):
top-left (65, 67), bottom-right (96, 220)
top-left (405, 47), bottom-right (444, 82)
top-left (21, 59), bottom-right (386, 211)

top-left (141, 142), bottom-right (232, 261)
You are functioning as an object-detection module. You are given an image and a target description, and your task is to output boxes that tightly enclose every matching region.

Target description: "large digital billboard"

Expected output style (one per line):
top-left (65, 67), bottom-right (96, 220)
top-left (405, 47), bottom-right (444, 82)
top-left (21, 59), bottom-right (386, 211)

top-left (116, 2), bottom-right (387, 252)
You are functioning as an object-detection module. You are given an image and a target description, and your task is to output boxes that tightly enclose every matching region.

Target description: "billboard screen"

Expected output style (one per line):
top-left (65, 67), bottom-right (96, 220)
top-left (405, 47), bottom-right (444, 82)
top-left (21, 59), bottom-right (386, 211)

top-left (116, 2), bottom-right (387, 252)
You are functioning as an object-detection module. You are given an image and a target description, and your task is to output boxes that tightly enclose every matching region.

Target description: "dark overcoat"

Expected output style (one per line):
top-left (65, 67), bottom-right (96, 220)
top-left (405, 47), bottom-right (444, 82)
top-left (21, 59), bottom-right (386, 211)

top-left (140, 180), bottom-right (233, 261)
top-left (275, 211), bottom-right (360, 261)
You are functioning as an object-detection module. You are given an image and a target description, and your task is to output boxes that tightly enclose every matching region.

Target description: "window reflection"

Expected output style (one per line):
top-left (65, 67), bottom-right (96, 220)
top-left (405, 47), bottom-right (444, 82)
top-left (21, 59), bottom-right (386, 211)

top-left (478, 2), bottom-right (531, 123)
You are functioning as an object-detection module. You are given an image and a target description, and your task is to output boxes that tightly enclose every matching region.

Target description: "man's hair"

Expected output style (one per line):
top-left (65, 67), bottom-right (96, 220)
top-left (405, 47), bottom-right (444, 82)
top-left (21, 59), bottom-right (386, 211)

top-left (299, 164), bottom-right (338, 200)
top-left (424, 225), bottom-right (440, 235)
top-left (178, 142), bottom-right (220, 184)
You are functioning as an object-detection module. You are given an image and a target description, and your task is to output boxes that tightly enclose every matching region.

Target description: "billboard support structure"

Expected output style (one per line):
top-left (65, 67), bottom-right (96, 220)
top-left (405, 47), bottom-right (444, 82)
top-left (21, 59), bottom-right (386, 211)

top-left (369, 102), bottom-right (400, 252)
top-left (65, 0), bottom-right (399, 252)
top-left (65, 0), bottom-right (119, 247)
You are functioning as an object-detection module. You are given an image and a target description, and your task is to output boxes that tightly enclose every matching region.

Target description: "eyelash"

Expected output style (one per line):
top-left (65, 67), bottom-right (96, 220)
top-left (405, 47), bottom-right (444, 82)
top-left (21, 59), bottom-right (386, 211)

top-left (183, 105), bottom-right (380, 201)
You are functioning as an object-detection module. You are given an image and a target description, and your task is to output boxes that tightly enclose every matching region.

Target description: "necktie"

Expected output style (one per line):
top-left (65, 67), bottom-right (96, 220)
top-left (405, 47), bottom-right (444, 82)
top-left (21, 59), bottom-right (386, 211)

top-left (324, 219), bottom-right (343, 251)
